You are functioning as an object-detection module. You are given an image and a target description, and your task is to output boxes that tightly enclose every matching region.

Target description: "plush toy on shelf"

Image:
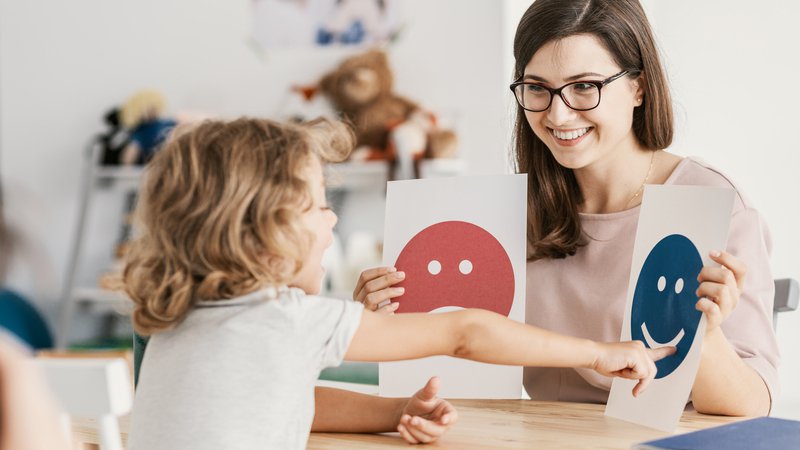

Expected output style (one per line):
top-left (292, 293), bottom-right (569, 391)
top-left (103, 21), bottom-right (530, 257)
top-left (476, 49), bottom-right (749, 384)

top-left (318, 49), bottom-right (457, 179)
top-left (280, 84), bottom-right (337, 124)
top-left (119, 89), bottom-right (177, 166)
top-left (96, 108), bottom-right (131, 166)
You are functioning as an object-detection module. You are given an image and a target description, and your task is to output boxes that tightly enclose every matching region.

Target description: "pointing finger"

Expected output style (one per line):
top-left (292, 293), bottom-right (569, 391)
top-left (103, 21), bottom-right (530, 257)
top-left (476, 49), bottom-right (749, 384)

top-left (646, 346), bottom-right (676, 362)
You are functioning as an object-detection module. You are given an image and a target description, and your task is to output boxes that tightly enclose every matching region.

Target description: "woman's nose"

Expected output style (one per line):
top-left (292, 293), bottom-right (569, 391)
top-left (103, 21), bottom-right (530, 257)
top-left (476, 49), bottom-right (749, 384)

top-left (546, 94), bottom-right (577, 126)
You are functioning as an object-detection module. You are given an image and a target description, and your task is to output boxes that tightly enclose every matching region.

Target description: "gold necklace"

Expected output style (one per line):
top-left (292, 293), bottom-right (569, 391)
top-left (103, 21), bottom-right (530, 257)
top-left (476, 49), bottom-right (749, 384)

top-left (624, 150), bottom-right (656, 209)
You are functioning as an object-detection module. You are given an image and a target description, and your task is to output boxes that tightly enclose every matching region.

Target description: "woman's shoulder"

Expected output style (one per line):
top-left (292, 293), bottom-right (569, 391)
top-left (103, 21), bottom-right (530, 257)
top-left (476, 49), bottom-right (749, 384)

top-left (665, 156), bottom-right (755, 212)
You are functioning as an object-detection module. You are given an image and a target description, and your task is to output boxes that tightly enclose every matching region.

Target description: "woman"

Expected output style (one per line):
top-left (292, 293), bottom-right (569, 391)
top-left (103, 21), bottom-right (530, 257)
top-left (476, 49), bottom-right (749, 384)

top-left (356, 0), bottom-right (778, 416)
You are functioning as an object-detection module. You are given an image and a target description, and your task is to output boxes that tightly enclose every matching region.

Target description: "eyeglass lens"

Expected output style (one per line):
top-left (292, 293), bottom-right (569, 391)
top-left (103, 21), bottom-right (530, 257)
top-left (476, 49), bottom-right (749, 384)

top-left (515, 82), bottom-right (600, 112)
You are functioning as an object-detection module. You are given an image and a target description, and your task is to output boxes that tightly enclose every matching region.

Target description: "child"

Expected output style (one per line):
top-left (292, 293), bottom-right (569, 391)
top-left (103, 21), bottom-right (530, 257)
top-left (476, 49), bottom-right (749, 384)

top-left (0, 332), bottom-right (70, 450)
top-left (122, 117), bottom-right (671, 449)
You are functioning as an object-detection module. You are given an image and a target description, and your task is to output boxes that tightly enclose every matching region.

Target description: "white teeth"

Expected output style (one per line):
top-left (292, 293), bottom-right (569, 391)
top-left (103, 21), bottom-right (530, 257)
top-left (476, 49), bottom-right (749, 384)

top-left (552, 127), bottom-right (590, 140)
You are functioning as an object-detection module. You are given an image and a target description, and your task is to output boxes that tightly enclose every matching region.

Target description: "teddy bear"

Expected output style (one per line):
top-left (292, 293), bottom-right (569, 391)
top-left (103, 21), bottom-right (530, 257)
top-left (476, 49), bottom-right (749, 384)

top-left (119, 89), bottom-right (177, 166)
top-left (318, 49), bottom-right (457, 179)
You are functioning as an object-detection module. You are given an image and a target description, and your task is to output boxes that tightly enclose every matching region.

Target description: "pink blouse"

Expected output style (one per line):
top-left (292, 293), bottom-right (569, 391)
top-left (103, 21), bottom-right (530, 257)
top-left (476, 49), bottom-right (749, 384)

top-left (523, 157), bottom-right (780, 404)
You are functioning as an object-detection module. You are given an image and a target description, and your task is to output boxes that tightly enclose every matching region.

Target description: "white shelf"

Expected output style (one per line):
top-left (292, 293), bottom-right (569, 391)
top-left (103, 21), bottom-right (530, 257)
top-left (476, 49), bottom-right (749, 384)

top-left (72, 287), bottom-right (132, 312)
top-left (92, 165), bottom-right (144, 181)
top-left (325, 161), bottom-right (389, 190)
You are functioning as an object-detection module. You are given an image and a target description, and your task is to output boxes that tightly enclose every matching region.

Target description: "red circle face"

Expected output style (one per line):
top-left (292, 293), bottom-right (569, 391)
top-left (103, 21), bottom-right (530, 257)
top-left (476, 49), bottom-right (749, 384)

top-left (393, 220), bottom-right (514, 316)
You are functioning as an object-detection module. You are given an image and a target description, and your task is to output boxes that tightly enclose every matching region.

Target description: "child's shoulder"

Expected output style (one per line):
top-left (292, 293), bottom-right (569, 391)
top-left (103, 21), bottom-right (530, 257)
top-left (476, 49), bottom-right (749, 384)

top-left (293, 291), bottom-right (363, 315)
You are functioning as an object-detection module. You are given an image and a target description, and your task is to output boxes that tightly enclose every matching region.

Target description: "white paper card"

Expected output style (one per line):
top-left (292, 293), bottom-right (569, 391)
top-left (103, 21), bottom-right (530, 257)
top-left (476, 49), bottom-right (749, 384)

top-left (379, 174), bottom-right (527, 398)
top-left (605, 185), bottom-right (735, 431)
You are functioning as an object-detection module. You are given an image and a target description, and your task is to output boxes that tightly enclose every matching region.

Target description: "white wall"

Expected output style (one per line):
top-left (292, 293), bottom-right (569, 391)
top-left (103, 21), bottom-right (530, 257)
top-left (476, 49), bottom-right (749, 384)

top-left (646, 0), bottom-right (800, 418)
top-left (0, 0), bottom-right (507, 316)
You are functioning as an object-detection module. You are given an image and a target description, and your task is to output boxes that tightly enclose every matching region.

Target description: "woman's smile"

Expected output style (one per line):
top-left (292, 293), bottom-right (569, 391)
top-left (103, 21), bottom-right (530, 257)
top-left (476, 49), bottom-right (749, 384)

top-left (548, 126), bottom-right (593, 146)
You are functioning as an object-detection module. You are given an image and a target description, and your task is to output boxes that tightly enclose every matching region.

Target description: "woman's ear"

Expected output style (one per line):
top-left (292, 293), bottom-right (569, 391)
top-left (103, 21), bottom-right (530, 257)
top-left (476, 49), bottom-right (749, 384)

top-left (633, 72), bottom-right (646, 106)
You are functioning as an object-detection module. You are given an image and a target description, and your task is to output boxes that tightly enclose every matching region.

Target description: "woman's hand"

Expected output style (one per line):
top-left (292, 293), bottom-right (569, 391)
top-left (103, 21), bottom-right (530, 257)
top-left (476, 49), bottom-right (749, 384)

top-left (590, 341), bottom-right (675, 397)
top-left (353, 266), bottom-right (405, 313)
top-left (695, 250), bottom-right (746, 334)
top-left (396, 376), bottom-right (458, 444)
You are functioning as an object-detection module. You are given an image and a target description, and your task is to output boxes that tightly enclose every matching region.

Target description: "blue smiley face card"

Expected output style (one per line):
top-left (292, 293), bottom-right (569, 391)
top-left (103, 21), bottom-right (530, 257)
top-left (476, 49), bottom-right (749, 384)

top-left (606, 185), bottom-right (735, 432)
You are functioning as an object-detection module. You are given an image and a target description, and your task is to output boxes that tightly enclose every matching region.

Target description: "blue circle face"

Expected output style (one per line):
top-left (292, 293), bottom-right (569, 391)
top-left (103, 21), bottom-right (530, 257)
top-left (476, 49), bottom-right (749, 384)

top-left (630, 234), bottom-right (703, 379)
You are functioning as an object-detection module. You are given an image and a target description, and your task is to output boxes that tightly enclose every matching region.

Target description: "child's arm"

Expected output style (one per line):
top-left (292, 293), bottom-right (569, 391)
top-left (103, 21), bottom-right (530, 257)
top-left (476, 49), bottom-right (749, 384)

top-left (312, 377), bottom-right (456, 444)
top-left (347, 308), bottom-right (673, 397)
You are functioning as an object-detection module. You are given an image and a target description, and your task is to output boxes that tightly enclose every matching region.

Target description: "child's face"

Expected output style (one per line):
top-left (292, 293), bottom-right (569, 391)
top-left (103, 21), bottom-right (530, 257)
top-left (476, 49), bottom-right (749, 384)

top-left (291, 156), bottom-right (338, 294)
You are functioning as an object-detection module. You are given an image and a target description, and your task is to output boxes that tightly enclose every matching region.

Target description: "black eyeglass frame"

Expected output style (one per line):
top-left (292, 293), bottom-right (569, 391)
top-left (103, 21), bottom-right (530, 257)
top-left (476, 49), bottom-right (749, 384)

top-left (509, 69), bottom-right (638, 112)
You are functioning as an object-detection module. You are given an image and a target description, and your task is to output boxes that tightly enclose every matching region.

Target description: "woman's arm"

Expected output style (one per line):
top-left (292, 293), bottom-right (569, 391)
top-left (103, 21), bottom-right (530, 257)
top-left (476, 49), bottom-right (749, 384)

top-left (346, 308), bottom-right (673, 396)
top-left (691, 250), bottom-right (771, 416)
top-left (692, 327), bottom-right (770, 416)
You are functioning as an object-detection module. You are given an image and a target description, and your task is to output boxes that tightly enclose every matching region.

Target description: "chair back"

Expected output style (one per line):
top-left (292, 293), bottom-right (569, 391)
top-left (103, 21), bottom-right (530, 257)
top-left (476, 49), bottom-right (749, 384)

top-left (774, 278), bottom-right (799, 330)
top-left (36, 357), bottom-right (133, 450)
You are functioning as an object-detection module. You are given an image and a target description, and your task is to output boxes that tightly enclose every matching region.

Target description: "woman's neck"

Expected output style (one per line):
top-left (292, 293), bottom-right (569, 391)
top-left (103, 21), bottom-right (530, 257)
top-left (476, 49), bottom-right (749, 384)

top-left (574, 146), bottom-right (658, 214)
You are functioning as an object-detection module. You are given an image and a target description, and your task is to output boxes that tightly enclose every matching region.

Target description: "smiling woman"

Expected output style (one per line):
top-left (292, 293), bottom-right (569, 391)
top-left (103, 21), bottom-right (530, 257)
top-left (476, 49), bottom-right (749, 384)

top-left (511, 0), bottom-right (778, 416)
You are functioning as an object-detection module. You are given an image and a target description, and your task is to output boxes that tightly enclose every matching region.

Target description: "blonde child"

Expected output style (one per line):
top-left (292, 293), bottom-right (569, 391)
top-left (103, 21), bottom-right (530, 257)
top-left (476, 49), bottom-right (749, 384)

top-left (123, 117), bottom-right (671, 449)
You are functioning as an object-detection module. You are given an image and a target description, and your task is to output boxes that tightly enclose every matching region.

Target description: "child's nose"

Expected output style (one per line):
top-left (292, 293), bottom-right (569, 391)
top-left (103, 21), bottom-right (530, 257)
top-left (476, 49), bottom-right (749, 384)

top-left (329, 210), bottom-right (338, 227)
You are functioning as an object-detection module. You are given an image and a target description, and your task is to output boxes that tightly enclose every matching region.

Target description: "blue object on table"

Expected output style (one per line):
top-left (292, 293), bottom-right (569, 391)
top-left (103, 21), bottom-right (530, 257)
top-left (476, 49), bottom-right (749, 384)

top-left (633, 417), bottom-right (800, 450)
top-left (0, 289), bottom-right (53, 349)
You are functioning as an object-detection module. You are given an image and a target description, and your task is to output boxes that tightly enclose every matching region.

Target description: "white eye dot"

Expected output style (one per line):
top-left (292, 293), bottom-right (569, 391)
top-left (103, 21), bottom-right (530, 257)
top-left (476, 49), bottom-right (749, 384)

top-left (459, 260), bottom-right (473, 275)
top-left (657, 276), bottom-right (666, 292)
top-left (427, 260), bottom-right (441, 275)
top-left (675, 278), bottom-right (684, 294)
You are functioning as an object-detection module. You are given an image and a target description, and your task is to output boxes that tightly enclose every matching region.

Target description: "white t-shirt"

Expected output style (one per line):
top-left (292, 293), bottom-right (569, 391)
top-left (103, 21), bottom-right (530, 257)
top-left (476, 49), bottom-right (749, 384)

top-left (128, 287), bottom-right (364, 450)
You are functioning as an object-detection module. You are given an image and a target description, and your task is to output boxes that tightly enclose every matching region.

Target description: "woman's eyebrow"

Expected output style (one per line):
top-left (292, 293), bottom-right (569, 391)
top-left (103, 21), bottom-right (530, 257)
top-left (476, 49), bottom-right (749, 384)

top-left (522, 72), bottom-right (606, 83)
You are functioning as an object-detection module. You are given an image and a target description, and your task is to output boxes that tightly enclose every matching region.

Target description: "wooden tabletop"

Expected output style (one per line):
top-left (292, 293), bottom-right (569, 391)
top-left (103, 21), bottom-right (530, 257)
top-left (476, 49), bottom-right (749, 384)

top-left (72, 399), bottom-right (745, 449)
top-left (307, 399), bottom-right (745, 449)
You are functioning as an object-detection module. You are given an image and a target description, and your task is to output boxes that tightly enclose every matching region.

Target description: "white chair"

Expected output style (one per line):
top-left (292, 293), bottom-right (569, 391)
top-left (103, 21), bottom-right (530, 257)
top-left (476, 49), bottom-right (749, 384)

top-left (35, 358), bottom-right (133, 450)
top-left (774, 278), bottom-right (799, 330)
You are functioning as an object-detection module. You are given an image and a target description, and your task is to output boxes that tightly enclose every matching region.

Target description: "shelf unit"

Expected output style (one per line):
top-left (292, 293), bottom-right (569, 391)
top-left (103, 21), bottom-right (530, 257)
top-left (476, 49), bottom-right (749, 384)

top-left (56, 142), bottom-right (141, 349)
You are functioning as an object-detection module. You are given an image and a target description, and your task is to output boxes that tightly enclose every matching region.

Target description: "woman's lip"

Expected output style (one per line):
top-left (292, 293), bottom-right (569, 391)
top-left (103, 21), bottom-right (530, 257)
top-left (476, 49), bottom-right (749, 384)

top-left (548, 127), bottom-right (593, 146)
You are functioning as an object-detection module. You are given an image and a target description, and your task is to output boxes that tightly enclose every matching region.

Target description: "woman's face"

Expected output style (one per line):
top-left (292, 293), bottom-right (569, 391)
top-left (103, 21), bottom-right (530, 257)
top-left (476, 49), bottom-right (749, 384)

top-left (522, 34), bottom-right (643, 171)
top-left (291, 156), bottom-right (337, 295)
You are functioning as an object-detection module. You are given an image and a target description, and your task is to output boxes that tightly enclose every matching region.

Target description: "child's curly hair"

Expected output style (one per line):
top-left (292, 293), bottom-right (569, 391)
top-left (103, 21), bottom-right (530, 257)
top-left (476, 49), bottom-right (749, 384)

top-left (122, 117), bottom-right (353, 335)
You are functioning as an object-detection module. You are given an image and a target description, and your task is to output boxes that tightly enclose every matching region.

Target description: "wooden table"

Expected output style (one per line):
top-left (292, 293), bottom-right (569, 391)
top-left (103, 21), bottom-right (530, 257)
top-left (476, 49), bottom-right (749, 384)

top-left (308, 399), bottom-right (744, 449)
top-left (72, 399), bottom-right (744, 449)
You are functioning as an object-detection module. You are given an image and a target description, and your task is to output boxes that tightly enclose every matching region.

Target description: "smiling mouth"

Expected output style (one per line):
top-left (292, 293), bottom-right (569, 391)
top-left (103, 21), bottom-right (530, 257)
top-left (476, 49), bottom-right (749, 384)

top-left (549, 127), bottom-right (592, 141)
top-left (641, 322), bottom-right (685, 348)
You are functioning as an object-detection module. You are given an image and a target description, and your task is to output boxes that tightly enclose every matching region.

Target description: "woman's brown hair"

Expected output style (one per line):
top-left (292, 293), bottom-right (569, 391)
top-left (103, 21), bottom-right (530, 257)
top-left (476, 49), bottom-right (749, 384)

top-left (512, 0), bottom-right (673, 260)
top-left (122, 117), bottom-right (353, 335)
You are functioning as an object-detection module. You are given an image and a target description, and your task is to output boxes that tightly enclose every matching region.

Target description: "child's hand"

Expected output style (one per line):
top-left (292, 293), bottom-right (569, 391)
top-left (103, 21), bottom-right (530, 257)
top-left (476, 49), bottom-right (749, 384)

top-left (696, 250), bottom-right (746, 334)
top-left (397, 376), bottom-right (457, 444)
top-left (591, 341), bottom-right (676, 397)
top-left (353, 266), bottom-right (405, 313)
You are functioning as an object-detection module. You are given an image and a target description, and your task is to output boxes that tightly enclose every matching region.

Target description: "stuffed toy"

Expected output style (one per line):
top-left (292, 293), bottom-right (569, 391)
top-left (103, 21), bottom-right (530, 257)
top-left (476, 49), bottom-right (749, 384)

top-left (97, 107), bottom-right (131, 166)
top-left (280, 84), bottom-right (336, 124)
top-left (119, 89), bottom-right (177, 165)
top-left (319, 49), bottom-right (457, 178)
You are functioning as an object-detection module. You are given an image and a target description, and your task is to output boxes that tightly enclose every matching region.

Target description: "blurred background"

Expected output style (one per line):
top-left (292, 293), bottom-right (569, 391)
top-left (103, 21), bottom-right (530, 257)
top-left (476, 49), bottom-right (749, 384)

top-left (1, 0), bottom-right (798, 418)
